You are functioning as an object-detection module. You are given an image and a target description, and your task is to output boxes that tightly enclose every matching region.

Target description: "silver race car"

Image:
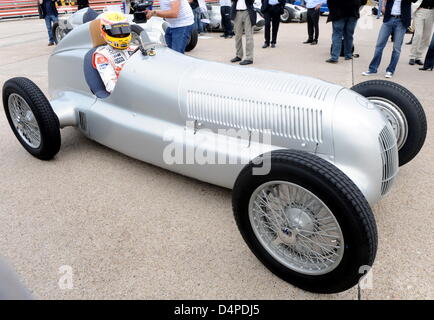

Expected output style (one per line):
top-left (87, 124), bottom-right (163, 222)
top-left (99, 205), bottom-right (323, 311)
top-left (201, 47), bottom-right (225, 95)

top-left (281, 2), bottom-right (308, 23)
top-left (2, 12), bottom-right (426, 293)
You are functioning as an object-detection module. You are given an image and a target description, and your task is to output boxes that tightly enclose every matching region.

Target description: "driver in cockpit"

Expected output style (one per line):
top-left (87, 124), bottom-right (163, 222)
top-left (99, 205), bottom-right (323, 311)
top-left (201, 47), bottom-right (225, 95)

top-left (93, 12), bottom-right (137, 93)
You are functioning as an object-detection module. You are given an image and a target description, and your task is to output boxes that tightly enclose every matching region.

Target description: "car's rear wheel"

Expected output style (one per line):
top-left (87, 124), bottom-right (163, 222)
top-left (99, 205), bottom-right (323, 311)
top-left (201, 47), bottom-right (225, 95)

top-left (53, 22), bottom-right (66, 44)
top-left (185, 28), bottom-right (198, 52)
top-left (2, 77), bottom-right (60, 160)
top-left (233, 150), bottom-right (377, 293)
top-left (351, 80), bottom-right (427, 166)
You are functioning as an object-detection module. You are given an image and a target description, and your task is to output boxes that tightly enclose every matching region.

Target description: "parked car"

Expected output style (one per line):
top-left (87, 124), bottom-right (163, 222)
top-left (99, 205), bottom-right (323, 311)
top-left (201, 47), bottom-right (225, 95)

top-left (281, 1), bottom-right (308, 23)
top-left (294, 0), bottom-right (329, 15)
top-left (2, 12), bottom-right (426, 293)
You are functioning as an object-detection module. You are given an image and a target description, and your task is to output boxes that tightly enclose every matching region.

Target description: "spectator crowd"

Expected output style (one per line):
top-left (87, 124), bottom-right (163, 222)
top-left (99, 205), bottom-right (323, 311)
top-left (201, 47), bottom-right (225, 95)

top-left (38, 0), bottom-right (434, 74)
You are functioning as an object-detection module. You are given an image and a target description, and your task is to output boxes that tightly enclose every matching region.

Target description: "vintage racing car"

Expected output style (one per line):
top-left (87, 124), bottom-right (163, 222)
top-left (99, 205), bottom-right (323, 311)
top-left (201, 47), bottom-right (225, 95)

top-left (281, 1), bottom-right (308, 23)
top-left (2, 12), bottom-right (427, 293)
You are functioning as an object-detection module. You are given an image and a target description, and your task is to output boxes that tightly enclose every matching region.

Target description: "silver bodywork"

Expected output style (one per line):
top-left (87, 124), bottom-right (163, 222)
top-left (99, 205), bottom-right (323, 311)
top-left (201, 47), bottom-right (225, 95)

top-left (281, 4), bottom-right (308, 23)
top-left (49, 22), bottom-right (399, 206)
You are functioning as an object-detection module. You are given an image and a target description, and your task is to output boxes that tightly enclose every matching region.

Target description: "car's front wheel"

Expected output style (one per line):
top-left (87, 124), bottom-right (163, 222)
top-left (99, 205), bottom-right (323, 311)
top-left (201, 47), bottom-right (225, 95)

top-left (232, 150), bottom-right (377, 293)
top-left (2, 77), bottom-right (60, 160)
top-left (185, 28), bottom-right (198, 52)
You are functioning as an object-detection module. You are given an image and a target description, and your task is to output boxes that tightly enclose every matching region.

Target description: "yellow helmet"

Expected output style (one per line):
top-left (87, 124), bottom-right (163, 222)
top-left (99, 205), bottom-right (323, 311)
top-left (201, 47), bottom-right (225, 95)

top-left (100, 12), bottom-right (132, 50)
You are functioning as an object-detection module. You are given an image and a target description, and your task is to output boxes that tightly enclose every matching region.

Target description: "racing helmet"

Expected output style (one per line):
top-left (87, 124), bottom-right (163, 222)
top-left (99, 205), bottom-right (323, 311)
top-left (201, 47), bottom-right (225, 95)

top-left (100, 12), bottom-right (132, 50)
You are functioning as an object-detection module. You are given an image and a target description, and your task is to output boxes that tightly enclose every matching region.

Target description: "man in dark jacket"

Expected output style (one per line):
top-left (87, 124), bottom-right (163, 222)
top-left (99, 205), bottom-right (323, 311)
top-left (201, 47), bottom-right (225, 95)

top-left (230, 0), bottom-right (257, 65)
top-left (326, 0), bottom-right (367, 63)
top-left (38, 0), bottom-right (59, 46)
top-left (362, 0), bottom-right (418, 78)
top-left (261, 0), bottom-right (286, 48)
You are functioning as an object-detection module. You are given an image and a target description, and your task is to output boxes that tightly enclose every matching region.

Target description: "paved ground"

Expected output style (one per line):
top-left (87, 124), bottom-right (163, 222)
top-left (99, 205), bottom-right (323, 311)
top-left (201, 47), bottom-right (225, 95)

top-left (0, 10), bottom-right (432, 300)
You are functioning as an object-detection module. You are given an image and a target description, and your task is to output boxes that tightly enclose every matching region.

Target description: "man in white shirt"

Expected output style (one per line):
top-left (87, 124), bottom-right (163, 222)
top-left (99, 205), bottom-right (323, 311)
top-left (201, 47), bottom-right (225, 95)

top-left (146, 0), bottom-right (194, 53)
top-left (230, 0), bottom-right (257, 65)
top-left (303, 0), bottom-right (325, 45)
top-left (220, 0), bottom-right (234, 38)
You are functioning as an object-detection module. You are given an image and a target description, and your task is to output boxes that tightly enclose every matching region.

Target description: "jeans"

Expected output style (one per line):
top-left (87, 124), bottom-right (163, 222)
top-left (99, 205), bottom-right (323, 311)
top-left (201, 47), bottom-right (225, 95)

top-left (264, 5), bottom-right (282, 45)
top-left (423, 34), bottom-right (434, 69)
top-left (220, 5), bottom-right (233, 36)
top-left (330, 17), bottom-right (358, 60)
top-left (44, 14), bottom-right (58, 43)
top-left (165, 24), bottom-right (194, 54)
top-left (307, 8), bottom-right (320, 41)
top-left (368, 17), bottom-right (406, 74)
top-left (193, 7), bottom-right (204, 33)
top-left (377, 0), bottom-right (383, 18)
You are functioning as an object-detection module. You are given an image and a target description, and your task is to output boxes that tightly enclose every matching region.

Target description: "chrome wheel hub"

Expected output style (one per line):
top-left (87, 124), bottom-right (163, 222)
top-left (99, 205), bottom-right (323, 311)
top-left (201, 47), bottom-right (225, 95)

top-left (286, 207), bottom-right (315, 233)
top-left (281, 10), bottom-right (289, 21)
top-left (249, 181), bottom-right (344, 275)
top-left (8, 93), bottom-right (41, 149)
top-left (369, 97), bottom-right (408, 150)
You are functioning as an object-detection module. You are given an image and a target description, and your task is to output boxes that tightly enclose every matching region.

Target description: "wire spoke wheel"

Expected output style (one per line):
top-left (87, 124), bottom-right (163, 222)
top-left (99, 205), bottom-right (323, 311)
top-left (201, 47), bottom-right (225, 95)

top-left (3, 77), bottom-right (61, 160)
top-left (248, 181), bottom-right (344, 275)
top-left (8, 93), bottom-right (41, 149)
top-left (233, 150), bottom-right (377, 293)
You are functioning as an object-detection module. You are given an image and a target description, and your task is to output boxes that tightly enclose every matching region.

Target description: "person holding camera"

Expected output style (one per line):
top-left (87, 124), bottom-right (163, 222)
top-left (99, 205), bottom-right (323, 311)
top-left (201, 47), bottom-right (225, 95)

top-left (146, 0), bottom-right (195, 53)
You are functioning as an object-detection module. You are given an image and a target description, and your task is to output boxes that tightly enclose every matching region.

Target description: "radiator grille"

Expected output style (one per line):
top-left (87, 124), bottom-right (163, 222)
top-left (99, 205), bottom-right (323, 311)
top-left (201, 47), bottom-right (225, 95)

top-left (186, 90), bottom-right (323, 143)
top-left (190, 70), bottom-right (330, 102)
top-left (379, 126), bottom-right (399, 195)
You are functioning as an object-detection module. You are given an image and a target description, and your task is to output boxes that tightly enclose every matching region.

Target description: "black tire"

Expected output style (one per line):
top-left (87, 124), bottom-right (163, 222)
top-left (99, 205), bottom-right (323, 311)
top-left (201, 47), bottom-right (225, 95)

top-left (280, 8), bottom-right (291, 23)
top-left (232, 150), bottom-right (377, 293)
top-left (2, 77), bottom-right (61, 160)
top-left (130, 24), bottom-right (145, 46)
top-left (351, 80), bottom-right (427, 166)
top-left (185, 28), bottom-right (198, 52)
